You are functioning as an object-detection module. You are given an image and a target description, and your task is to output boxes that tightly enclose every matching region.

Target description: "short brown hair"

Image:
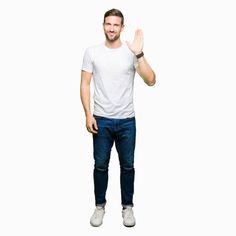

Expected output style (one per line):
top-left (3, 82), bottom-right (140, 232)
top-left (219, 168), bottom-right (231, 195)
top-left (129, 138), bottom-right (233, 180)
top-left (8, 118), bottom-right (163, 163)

top-left (103, 8), bottom-right (124, 25)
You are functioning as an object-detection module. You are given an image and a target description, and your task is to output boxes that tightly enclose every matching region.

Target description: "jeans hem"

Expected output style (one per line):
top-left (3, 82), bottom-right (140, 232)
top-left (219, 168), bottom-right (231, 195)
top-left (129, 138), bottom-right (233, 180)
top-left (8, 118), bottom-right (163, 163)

top-left (96, 202), bottom-right (106, 208)
top-left (122, 203), bottom-right (134, 208)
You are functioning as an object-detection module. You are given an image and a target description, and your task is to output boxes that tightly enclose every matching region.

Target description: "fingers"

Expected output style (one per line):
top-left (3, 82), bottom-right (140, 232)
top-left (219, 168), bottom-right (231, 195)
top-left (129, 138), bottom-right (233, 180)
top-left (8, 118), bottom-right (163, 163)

top-left (135, 29), bottom-right (143, 43)
top-left (87, 125), bottom-right (97, 134)
top-left (136, 29), bottom-right (143, 35)
top-left (135, 29), bottom-right (143, 38)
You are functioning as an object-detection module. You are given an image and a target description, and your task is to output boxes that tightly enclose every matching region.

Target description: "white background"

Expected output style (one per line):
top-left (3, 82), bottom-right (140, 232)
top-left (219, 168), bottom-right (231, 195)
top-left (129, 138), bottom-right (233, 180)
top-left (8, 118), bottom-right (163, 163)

top-left (0, 0), bottom-right (236, 235)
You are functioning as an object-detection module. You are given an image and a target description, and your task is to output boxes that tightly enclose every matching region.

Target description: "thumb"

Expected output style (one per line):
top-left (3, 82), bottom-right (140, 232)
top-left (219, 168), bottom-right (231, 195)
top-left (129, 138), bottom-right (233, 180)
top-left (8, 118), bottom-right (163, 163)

top-left (126, 40), bottom-right (131, 48)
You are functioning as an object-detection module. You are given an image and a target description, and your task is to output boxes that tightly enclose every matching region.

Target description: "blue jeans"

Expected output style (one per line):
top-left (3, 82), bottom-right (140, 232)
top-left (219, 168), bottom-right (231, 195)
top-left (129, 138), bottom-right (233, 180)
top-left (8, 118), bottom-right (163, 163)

top-left (93, 115), bottom-right (136, 207)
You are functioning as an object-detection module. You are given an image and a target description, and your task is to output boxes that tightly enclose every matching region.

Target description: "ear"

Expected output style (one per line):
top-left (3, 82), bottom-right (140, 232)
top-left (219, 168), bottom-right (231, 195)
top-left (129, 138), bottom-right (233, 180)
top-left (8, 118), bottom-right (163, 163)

top-left (121, 24), bottom-right (125, 31)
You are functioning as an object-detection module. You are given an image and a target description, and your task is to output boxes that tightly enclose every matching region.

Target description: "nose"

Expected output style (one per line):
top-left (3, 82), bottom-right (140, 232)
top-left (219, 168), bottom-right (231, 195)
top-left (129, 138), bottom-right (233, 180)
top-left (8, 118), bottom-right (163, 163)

top-left (110, 26), bottom-right (114, 32)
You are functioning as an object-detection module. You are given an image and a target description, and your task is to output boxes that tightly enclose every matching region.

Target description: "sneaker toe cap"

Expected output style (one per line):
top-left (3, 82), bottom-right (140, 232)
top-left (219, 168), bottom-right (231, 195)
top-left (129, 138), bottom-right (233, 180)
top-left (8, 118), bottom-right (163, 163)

top-left (123, 217), bottom-right (136, 227)
top-left (90, 218), bottom-right (103, 227)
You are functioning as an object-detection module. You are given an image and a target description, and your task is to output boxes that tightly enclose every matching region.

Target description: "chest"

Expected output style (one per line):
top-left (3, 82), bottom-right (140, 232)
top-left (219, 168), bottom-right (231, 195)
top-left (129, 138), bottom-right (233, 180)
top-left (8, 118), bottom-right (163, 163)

top-left (93, 51), bottom-right (135, 75)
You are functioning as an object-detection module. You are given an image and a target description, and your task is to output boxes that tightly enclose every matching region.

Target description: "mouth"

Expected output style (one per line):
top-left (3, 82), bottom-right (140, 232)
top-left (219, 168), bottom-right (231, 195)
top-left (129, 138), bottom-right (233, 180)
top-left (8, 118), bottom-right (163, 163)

top-left (105, 31), bottom-right (118, 41)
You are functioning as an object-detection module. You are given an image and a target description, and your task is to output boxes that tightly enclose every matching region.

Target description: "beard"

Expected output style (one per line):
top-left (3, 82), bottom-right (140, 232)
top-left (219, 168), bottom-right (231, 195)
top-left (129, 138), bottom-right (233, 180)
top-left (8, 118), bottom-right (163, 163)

top-left (104, 31), bottom-right (120, 42)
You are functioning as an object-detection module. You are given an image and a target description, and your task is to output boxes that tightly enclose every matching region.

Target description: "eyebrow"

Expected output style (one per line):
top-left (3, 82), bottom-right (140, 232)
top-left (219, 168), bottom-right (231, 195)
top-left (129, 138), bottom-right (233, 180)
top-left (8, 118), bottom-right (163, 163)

top-left (105, 22), bottom-right (120, 26)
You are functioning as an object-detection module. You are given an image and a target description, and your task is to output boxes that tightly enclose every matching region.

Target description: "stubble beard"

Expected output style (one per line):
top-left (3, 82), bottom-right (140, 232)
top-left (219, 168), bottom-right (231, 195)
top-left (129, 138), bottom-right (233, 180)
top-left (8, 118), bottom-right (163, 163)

top-left (105, 32), bottom-right (120, 42)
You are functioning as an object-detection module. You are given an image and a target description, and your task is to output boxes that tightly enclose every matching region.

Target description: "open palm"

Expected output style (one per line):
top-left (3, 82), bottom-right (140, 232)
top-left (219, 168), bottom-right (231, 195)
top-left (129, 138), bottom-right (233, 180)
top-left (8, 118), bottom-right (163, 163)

top-left (126, 29), bottom-right (144, 55)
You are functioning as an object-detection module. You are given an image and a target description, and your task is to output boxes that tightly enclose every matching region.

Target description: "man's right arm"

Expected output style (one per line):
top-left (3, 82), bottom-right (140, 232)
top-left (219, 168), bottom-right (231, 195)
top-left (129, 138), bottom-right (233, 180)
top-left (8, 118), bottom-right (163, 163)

top-left (80, 70), bottom-right (98, 134)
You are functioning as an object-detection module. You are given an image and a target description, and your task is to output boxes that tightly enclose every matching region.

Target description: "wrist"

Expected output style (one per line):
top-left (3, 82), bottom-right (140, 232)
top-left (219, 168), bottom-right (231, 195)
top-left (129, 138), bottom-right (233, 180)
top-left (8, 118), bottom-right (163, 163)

top-left (135, 51), bottom-right (144, 59)
top-left (85, 111), bottom-right (92, 118)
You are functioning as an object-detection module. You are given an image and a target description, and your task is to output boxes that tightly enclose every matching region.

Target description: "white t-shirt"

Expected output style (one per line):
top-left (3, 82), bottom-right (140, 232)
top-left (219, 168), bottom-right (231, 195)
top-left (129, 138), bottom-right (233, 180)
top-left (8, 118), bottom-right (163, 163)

top-left (82, 43), bottom-right (138, 119)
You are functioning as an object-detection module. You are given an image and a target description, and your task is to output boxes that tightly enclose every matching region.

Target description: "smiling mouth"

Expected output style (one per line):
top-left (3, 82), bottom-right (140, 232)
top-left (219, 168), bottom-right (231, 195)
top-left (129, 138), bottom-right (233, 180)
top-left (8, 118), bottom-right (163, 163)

top-left (105, 31), bottom-right (118, 41)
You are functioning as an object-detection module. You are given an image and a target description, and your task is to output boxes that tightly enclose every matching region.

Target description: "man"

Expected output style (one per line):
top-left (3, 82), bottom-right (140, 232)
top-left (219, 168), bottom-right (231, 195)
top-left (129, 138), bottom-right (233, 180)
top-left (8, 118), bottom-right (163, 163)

top-left (80, 8), bottom-right (156, 227)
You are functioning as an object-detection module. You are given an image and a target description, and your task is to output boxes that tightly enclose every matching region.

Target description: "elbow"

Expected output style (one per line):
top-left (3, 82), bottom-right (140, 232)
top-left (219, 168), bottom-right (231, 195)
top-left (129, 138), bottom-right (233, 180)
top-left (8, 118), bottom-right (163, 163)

top-left (148, 79), bottom-right (156, 86)
top-left (147, 73), bottom-right (156, 86)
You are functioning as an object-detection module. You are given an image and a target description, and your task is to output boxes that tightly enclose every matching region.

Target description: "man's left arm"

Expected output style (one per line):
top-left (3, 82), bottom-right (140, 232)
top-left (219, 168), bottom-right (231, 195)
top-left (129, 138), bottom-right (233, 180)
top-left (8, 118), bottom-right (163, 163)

top-left (126, 29), bottom-right (156, 86)
top-left (136, 56), bottom-right (156, 86)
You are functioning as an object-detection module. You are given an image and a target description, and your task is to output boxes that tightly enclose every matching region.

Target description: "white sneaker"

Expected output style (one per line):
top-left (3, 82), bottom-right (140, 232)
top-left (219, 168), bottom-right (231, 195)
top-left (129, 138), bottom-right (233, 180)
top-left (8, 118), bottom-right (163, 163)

top-left (122, 206), bottom-right (136, 227)
top-left (90, 206), bottom-right (105, 227)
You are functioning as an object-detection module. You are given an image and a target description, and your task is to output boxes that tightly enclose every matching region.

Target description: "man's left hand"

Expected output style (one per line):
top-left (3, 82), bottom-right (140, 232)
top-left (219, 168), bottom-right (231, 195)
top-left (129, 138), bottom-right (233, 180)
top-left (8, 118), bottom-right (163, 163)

top-left (126, 29), bottom-right (144, 55)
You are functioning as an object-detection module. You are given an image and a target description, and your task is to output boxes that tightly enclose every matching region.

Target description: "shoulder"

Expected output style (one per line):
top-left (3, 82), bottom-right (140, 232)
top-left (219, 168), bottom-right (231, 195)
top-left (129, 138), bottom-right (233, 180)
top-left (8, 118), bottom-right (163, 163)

top-left (84, 43), bottom-right (104, 53)
top-left (83, 44), bottom-right (103, 62)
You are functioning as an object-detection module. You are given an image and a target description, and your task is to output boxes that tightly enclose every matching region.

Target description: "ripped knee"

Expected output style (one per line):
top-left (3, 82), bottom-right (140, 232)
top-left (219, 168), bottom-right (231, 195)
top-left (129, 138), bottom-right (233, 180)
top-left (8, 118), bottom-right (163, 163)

top-left (121, 165), bottom-right (134, 171)
top-left (94, 165), bottom-right (108, 172)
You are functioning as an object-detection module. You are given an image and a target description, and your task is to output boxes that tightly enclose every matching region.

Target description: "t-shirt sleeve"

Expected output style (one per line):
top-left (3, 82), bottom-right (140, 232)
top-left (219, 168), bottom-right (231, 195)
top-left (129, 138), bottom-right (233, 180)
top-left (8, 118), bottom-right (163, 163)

top-left (81, 48), bottom-right (93, 73)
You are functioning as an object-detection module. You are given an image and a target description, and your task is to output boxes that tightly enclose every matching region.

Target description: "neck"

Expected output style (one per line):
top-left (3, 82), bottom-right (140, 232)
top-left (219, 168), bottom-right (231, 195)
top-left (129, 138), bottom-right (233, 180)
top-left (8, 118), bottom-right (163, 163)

top-left (105, 39), bottom-right (122, 49)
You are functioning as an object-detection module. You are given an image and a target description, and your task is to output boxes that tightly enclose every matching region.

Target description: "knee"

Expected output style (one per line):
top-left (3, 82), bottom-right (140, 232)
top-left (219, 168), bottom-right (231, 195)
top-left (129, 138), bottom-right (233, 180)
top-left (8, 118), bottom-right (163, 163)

top-left (94, 163), bottom-right (108, 172)
top-left (120, 164), bottom-right (134, 172)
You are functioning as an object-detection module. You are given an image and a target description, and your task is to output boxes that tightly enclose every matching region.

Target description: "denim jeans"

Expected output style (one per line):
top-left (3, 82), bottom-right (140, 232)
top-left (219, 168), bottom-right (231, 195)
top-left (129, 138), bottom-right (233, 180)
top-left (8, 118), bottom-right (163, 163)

top-left (93, 115), bottom-right (136, 207)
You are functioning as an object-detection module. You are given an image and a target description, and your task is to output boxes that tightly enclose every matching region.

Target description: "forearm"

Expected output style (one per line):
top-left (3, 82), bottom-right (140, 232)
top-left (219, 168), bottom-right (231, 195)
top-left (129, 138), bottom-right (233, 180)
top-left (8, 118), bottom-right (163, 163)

top-left (137, 56), bottom-right (156, 86)
top-left (80, 84), bottom-right (92, 117)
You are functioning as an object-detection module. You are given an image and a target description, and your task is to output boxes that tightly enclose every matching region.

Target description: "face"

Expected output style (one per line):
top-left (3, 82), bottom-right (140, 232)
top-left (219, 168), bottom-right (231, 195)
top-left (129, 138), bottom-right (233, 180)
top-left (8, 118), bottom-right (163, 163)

top-left (103, 16), bottom-right (124, 42)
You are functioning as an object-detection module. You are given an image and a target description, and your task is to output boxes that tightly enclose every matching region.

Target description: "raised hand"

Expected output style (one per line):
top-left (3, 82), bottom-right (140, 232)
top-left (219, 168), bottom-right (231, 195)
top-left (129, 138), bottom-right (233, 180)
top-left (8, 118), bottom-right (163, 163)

top-left (126, 29), bottom-right (144, 55)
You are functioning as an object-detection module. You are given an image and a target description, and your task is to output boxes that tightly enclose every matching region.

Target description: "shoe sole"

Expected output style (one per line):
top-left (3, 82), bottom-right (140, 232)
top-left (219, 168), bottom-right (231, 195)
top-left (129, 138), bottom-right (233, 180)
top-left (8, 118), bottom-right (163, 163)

top-left (90, 218), bottom-right (104, 227)
top-left (90, 222), bottom-right (103, 227)
top-left (123, 222), bottom-right (136, 227)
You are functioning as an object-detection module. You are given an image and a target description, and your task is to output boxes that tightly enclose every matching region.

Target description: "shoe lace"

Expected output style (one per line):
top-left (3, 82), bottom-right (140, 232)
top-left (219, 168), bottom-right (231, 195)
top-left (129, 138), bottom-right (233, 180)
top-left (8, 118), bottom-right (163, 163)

top-left (124, 208), bottom-right (133, 219)
top-left (94, 207), bottom-right (104, 218)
